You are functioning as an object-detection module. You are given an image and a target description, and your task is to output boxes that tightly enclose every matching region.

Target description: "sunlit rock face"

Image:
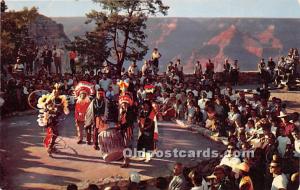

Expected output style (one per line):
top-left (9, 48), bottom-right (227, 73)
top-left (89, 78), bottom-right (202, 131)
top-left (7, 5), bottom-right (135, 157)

top-left (29, 14), bottom-right (70, 47)
top-left (52, 17), bottom-right (300, 72)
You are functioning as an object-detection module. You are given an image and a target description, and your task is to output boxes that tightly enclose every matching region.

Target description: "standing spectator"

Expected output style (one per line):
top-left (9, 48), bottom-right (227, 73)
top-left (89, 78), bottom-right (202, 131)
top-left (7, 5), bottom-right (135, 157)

top-left (230, 60), bottom-right (239, 86)
top-left (111, 78), bottom-right (120, 96)
top-left (53, 45), bottom-right (63, 75)
top-left (142, 60), bottom-right (151, 76)
top-left (258, 58), bottom-right (268, 85)
top-left (13, 58), bottom-right (24, 75)
top-left (223, 59), bottom-right (231, 83)
top-left (128, 61), bottom-right (139, 78)
top-left (43, 47), bottom-right (53, 74)
top-left (194, 61), bottom-right (202, 78)
top-left (205, 59), bottom-right (214, 79)
top-left (277, 125), bottom-right (292, 158)
top-left (99, 75), bottom-right (111, 92)
top-left (151, 48), bottom-right (161, 75)
top-left (267, 57), bottom-right (276, 80)
top-left (69, 50), bottom-right (77, 75)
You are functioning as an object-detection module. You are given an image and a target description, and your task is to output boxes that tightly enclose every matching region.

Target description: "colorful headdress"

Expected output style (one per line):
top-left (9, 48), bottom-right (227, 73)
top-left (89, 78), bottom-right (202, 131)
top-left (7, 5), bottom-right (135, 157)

top-left (119, 93), bottom-right (133, 106)
top-left (144, 84), bottom-right (155, 93)
top-left (74, 81), bottom-right (95, 98)
top-left (118, 79), bottom-right (129, 94)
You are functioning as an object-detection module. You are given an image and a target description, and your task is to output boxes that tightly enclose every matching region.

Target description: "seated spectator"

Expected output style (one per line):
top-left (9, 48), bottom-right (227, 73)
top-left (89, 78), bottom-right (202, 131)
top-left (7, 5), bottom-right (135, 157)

top-left (220, 143), bottom-right (241, 177)
top-left (188, 169), bottom-right (208, 190)
top-left (168, 162), bottom-right (188, 190)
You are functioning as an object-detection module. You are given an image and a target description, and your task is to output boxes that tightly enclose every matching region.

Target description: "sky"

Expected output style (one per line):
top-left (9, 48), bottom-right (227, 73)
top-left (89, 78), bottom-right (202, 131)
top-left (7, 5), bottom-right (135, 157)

top-left (5, 0), bottom-right (300, 18)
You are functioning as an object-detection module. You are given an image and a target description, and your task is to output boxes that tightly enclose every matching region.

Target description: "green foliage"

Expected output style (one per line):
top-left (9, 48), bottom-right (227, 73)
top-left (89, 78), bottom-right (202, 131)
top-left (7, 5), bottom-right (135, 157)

top-left (72, 0), bottom-right (169, 76)
top-left (1, 7), bottom-right (38, 64)
top-left (67, 31), bottom-right (109, 65)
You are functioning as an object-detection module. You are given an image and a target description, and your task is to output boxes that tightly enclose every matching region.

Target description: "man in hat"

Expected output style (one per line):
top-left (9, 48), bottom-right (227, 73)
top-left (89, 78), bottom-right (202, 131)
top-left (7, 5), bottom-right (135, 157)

top-left (235, 162), bottom-right (254, 190)
top-left (269, 161), bottom-right (288, 190)
top-left (75, 90), bottom-right (91, 144)
top-left (85, 88), bottom-right (108, 150)
top-left (278, 111), bottom-right (295, 136)
top-left (207, 165), bottom-right (237, 190)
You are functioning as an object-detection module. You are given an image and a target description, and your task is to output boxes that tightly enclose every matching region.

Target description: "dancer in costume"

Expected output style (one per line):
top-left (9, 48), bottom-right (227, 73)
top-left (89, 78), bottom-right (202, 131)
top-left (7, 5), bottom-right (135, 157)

top-left (74, 82), bottom-right (94, 144)
top-left (37, 83), bottom-right (69, 155)
top-left (118, 84), bottom-right (136, 167)
top-left (137, 84), bottom-right (159, 162)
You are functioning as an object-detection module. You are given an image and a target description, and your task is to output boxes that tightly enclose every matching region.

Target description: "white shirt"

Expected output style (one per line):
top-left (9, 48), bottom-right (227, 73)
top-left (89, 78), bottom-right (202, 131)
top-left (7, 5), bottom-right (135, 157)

top-left (23, 86), bottom-right (29, 95)
top-left (191, 179), bottom-right (209, 190)
top-left (220, 155), bottom-right (241, 174)
top-left (277, 136), bottom-right (291, 157)
top-left (53, 48), bottom-right (62, 57)
top-left (142, 64), bottom-right (149, 74)
top-left (198, 98), bottom-right (208, 110)
top-left (271, 174), bottom-right (288, 190)
top-left (294, 139), bottom-right (300, 157)
top-left (128, 65), bottom-right (139, 75)
top-left (14, 64), bottom-right (24, 72)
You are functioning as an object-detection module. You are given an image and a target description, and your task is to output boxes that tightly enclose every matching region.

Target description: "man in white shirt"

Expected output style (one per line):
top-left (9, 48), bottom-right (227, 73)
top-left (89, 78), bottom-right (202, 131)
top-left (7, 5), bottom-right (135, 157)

top-left (142, 60), bottom-right (150, 76)
top-left (277, 127), bottom-right (291, 157)
top-left (99, 75), bottom-right (111, 92)
top-left (220, 143), bottom-right (241, 177)
top-left (198, 92), bottom-right (208, 111)
top-left (128, 62), bottom-right (139, 77)
top-left (269, 161), bottom-right (288, 190)
top-left (53, 45), bottom-right (63, 74)
top-left (151, 48), bottom-right (161, 75)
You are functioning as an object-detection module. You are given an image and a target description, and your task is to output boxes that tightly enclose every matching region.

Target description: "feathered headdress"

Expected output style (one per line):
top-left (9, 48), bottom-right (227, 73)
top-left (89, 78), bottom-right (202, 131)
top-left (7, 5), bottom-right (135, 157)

top-left (119, 92), bottom-right (133, 106)
top-left (118, 79), bottom-right (129, 94)
top-left (144, 84), bottom-right (155, 93)
top-left (74, 81), bottom-right (95, 98)
top-left (36, 83), bottom-right (69, 127)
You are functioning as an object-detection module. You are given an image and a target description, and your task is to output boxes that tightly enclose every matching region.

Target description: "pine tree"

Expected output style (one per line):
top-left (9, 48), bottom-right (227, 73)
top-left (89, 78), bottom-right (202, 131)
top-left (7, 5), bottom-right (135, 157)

top-left (1, 0), bottom-right (7, 13)
top-left (82, 0), bottom-right (169, 76)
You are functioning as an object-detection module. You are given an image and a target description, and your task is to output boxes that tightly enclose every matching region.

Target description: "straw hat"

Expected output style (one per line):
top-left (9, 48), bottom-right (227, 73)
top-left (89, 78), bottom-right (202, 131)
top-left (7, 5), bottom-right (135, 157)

top-left (235, 162), bottom-right (250, 173)
top-left (278, 111), bottom-right (288, 118)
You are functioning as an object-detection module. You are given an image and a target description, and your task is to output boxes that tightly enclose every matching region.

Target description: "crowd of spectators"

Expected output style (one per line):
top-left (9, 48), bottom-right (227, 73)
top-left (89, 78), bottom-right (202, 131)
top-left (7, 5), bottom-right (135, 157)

top-left (1, 45), bottom-right (299, 190)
